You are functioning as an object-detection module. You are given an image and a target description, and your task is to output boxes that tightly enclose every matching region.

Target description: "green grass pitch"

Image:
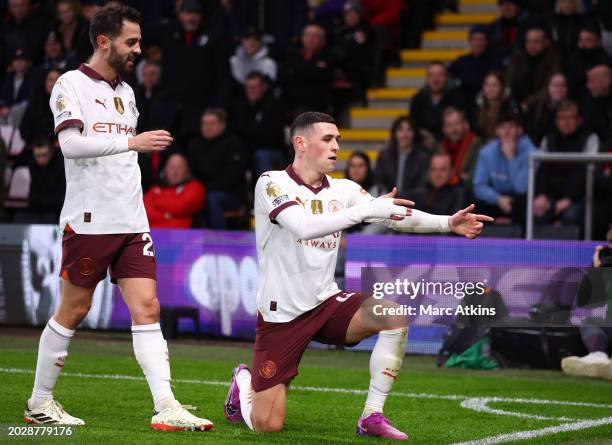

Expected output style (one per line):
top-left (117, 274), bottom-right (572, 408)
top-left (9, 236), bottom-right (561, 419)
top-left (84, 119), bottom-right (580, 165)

top-left (1, 330), bottom-right (611, 444)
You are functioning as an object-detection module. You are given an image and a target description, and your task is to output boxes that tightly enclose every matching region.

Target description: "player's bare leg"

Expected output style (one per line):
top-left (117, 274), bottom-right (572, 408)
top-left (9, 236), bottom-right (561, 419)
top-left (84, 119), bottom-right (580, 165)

top-left (346, 298), bottom-right (409, 440)
top-left (226, 366), bottom-right (287, 433)
top-left (118, 277), bottom-right (213, 431)
top-left (25, 278), bottom-right (94, 425)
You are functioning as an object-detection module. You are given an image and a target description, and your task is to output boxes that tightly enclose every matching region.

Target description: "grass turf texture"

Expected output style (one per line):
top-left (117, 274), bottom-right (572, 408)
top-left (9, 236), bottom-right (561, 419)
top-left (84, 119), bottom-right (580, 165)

top-left (0, 331), bottom-right (611, 444)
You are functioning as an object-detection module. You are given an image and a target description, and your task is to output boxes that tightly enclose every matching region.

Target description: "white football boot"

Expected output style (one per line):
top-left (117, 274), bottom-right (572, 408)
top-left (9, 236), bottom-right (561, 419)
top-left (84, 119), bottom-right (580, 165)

top-left (24, 400), bottom-right (85, 425)
top-left (561, 351), bottom-right (611, 378)
top-left (151, 400), bottom-right (213, 431)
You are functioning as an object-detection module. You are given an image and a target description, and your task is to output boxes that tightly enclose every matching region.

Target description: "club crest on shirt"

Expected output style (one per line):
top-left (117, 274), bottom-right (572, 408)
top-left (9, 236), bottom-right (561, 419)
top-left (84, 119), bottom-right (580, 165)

top-left (328, 199), bottom-right (344, 213)
top-left (129, 100), bottom-right (138, 116)
top-left (55, 94), bottom-right (67, 112)
top-left (311, 199), bottom-right (323, 214)
top-left (266, 181), bottom-right (282, 198)
top-left (114, 97), bottom-right (125, 114)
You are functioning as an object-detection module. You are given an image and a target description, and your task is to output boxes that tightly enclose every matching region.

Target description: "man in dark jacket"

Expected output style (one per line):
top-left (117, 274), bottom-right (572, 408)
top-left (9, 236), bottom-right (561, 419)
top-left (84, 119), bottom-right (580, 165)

top-left (535, 100), bottom-right (600, 227)
top-left (186, 108), bottom-right (247, 230)
top-left (13, 137), bottom-right (65, 224)
top-left (278, 24), bottom-right (333, 121)
top-left (565, 25), bottom-right (612, 93)
top-left (449, 26), bottom-right (502, 107)
top-left (486, 0), bottom-right (527, 65)
top-left (409, 62), bottom-right (465, 141)
top-left (231, 71), bottom-right (285, 179)
top-left (147, 0), bottom-right (231, 139)
top-left (506, 25), bottom-right (562, 103)
top-left (580, 64), bottom-right (612, 142)
top-left (412, 153), bottom-right (465, 216)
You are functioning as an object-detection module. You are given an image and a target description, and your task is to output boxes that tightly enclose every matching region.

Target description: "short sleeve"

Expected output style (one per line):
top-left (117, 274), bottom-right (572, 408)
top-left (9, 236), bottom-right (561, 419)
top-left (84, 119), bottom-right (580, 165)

top-left (340, 179), bottom-right (374, 207)
top-left (50, 75), bottom-right (84, 134)
top-left (255, 173), bottom-right (299, 223)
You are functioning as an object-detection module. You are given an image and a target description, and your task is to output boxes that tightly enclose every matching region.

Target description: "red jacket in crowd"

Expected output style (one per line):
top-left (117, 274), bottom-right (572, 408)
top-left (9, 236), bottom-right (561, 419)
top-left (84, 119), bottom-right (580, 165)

top-left (144, 179), bottom-right (206, 228)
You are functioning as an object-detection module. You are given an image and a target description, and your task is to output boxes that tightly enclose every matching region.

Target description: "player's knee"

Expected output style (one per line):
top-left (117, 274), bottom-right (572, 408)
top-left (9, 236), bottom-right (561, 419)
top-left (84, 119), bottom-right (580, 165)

top-left (135, 295), bottom-right (160, 322)
top-left (252, 412), bottom-right (284, 432)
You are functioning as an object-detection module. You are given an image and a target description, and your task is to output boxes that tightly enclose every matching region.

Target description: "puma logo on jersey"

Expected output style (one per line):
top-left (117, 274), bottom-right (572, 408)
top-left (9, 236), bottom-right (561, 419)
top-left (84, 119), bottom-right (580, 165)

top-left (95, 98), bottom-right (107, 109)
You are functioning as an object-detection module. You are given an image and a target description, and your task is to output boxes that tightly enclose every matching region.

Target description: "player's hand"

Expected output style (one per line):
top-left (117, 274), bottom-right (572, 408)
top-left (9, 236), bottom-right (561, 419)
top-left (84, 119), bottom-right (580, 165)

top-left (381, 187), bottom-right (415, 221)
top-left (593, 245), bottom-right (603, 268)
top-left (128, 130), bottom-right (173, 152)
top-left (449, 204), bottom-right (494, 239)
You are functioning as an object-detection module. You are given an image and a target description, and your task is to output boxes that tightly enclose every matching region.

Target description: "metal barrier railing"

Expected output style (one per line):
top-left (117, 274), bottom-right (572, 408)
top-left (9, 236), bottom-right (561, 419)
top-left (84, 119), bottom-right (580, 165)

top-left (526, 152), bottom-right (612, 240)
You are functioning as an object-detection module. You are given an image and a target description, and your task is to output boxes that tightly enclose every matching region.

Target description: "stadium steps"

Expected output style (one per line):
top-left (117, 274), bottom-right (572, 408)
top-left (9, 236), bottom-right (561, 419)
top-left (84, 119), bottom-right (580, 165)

top-left (459, 0), bottom-right (499, 14)
top-left (337, 4), bottom-right (498, 176)
top-left (422, 30), bottom-right (469, 49)
top-left (350, 108), bottom-right (407, 129)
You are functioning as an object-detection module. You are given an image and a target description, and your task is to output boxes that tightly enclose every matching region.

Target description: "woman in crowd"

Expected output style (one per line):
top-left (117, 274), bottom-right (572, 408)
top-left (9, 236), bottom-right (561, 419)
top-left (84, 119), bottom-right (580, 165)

top-left (472, 71), bottom-right (518, 141)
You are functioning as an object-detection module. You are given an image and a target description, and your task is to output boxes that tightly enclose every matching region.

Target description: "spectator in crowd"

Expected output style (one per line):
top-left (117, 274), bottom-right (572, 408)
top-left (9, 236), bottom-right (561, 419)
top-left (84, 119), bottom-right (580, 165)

top-left (589, 0), bottom-right (612, 57)
top-left (412, 153), bottom-right (465, 216)
top-left (278, 23), bottom-right (333, 121)
top-left (344, 151), bottom-right (386, 234)
top-left (54, 0), bottom-right (92, 63)
top-left (507, 25), bottom-right (562, 103)
top-left (144, 153), bottom-right (206, 228)
top-left (13, 137), bottom-right (65, 224)
top-left (0, 48), bottom-right (35, 126)
top-left (231, 71), bottom-right (285, 180)
top-left (152, 0), bottom-right (231, 139)
top-left (472, 71), bottom-right (518, 141)
top-left (135, 61), bottom-right (163, 133)
top-left (523, 71), bottom-right (569, 145)
top-left (410, 62), bottom-right (464, 141)
top-left (439, 107), bottom-right (483, 188)
top-left (1, 0), bottom-right (49, 72)
top-left (473, 113), bottom-right (536, 225)
top-left (580, 64), bottom-right (612, 141)
top-left (449, 26), bottom-right (502, 107)
top-left (550, 0), bottom-right (585, 57)
top-left (330, 1), bottom-right (376, 112)
top-left (230, 28), bottom-right (277, 85)
top-left (80, 0), bottom-right (103, 22)
top-left (535, 100), bottom-right (599, 227)
top-left (565, 24), bottom-right (612, 93)
top-left (186, 108), bottom-right (247, 230)
top-left (374, 115), bottom-right (430, 199)
top-left (486, 0), bottom-right (527, 64)
top-left (19, 68), bottom-right (60, 145)
top-left (34, 31), bottom-right (78, 76)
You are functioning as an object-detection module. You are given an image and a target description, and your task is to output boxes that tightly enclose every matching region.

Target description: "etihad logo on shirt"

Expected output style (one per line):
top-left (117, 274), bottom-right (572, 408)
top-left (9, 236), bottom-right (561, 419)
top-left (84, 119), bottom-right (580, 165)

top-left (92, 122), bottom-right (136, 135)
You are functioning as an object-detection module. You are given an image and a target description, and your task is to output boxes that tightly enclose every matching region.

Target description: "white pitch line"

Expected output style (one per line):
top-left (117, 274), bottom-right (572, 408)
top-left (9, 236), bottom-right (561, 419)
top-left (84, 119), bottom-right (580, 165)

top-left (451, 417), bottom-right (612, 445)
top-left (2, 367), bottom-right (612, 444)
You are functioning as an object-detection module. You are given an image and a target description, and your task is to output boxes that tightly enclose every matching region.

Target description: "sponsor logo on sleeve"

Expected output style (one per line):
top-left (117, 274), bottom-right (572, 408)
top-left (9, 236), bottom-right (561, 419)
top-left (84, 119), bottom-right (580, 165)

top-left (266, 181), bottom-right (282, 198)
top-left (57, 111), bottom-right (72, 120)
top-left (55, 95), bottom-right (67, 112)
top-left (272, 194), bottom-right (289, 207)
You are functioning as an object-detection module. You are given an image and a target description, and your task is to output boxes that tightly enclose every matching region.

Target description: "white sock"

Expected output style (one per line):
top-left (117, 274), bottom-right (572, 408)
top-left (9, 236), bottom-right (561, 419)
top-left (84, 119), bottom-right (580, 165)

top-left (29, 318), bottom-right (75, 409)
top-left (362, 328), bottom-right (408, 419)
top-left (235, 368), bottom-right (254, 430)
top-left (132, 323), bottom-right (175, 412)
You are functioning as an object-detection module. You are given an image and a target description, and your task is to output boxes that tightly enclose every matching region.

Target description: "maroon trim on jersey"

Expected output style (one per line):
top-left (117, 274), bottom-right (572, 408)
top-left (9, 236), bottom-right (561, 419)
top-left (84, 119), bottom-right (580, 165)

top-left (55, 119), bottom-right (84, 134)
top-left (269, 201), bottom-right (299, 224)
top-left (285, 165), bottom-right (330, 195)
top-left (78, 64), bottom-right (122, 89)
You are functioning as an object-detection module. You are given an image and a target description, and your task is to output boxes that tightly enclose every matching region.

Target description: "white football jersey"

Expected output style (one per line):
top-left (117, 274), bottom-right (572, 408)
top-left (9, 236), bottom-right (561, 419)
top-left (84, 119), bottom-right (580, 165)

top-left (50, 64), bottom-right (148, 234)
top-left (254, 166), bottom-right (372, 322)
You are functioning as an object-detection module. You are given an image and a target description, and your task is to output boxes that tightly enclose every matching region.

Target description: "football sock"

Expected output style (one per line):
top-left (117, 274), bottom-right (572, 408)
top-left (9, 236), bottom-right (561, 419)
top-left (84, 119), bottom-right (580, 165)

top-left (29, 317), bottom-right (75, 409)
top-left (132, 323), bottom-right (175, 412)
top-left (236, 368), bottom-right (254, 430)
top-left (363, 327), bottom-right (408, 418)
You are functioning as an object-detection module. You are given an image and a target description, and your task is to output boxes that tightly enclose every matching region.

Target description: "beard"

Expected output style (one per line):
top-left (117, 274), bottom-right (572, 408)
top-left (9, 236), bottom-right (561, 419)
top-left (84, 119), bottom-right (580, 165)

top-left (108, 44), bottom-right (135, 78)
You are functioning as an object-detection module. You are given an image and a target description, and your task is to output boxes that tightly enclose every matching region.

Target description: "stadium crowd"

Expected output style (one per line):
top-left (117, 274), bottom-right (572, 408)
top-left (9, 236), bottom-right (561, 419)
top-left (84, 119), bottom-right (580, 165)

top-left (0, 0), bottom-right (610, 238)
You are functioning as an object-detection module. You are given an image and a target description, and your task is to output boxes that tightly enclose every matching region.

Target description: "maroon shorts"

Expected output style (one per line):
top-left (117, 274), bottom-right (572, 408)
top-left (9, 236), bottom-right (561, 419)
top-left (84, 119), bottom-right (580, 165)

top-left (251, 291), bottom-right (364, 393)
top-left (60, 226), bottom-right (157, 288)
